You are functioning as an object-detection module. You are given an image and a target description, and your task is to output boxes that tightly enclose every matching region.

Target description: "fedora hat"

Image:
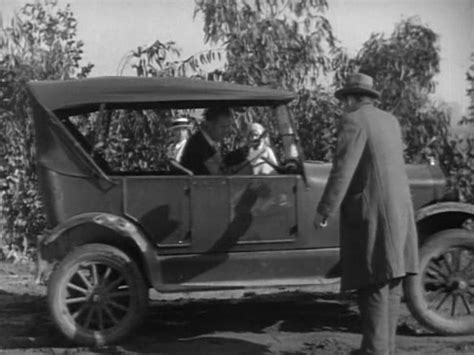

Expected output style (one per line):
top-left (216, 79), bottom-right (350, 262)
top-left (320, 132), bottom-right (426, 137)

top-left (170, 116), bottom-right (192, 130)
top-left (335, 73), bottom-right (380, 100)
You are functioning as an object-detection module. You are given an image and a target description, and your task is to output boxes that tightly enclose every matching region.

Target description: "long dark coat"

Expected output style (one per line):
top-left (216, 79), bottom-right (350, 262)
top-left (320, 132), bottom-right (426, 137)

top-left (317, 102), bottom-right (419, 291)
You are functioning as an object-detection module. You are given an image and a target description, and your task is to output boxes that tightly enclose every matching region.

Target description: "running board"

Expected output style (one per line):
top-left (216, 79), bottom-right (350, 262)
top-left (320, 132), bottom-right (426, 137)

top-left (150, 277), bottom-right (341, 300)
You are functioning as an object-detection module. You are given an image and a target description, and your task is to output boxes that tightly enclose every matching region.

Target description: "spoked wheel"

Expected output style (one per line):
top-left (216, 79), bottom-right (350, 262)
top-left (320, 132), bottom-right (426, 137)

top-left (48, 244), bottom-right (147, 345)
top-left (404, 229), bottom-right (474, 334)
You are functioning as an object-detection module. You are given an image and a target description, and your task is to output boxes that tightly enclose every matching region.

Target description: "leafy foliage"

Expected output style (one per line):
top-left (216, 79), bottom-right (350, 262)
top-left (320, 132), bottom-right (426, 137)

top-left (447, 52), bottom-right (474, 202)
top-left (337, 17), bottom-right (449, 163)
top-left (461, 53), bottom-right (474, 125)
top-left (194, 0), bottom-right (341, 160)
top-left (0, 0), bottom-right (93, 250)
top-left (119, 38), bottom-right (225, 79)
top-left (70, 108), bottom-right (188, 172)
top-left (337, 17), bottom-right (473, 201)
top-left (2, 0), bottom-right (472, 256)
top-left (196, 0), bottom-right (337, 90)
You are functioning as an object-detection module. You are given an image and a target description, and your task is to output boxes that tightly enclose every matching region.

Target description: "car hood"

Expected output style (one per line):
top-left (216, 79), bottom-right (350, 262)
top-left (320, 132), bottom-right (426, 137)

top-left (303, 161), bottom-right (446, 210)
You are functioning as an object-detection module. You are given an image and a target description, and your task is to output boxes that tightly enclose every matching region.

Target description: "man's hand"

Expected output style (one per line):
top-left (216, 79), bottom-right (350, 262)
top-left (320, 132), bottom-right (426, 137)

top-left (313, 212), bottom-right (328, 229)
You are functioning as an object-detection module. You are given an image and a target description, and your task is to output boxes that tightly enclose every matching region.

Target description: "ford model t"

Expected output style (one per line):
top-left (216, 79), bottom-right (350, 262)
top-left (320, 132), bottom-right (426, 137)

top-left (26, 77), bottom-right (474, 345)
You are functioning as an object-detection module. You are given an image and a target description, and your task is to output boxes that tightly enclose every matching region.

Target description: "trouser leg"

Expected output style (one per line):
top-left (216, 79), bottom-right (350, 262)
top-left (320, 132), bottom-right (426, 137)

top-left (388, 278), bottom-right (403, 355)
top-left (357, 278), bottom-right (404, 355)
top-left (358, 282), bottom-right (390, 355)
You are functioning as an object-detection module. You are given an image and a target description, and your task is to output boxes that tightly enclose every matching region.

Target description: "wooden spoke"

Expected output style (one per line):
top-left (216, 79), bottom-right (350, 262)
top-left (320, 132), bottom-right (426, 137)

top-left (101, 266), bottom-right (112, 286)
top-left (91, 263), bottom-right (99, 287)
top-left (435, 292), bottom-right (451, 311)
top-left (102, 305), bottom-right (120, 326)
top-left (77, 269), bottom-right (93, 290)
top-left (72, 303), bottom-right (88, 320)
top-left (83, 307), bottom-right (95, 329)
top-left (108, 290), bottom-right (131, 299)
top-left (424, 272), bottom-right (446, 285)
top-left (65, 296), bottom-right (88, 305)
top-left (67, 282), bottom-right (88, 295)
top-left (105, 276), bottom-right (125, 292)
top-left (108, 300), bottom-right (129, 312)
top-left (460, 295), bottom-right (472, 315)
top-left (427, 263), bottom-right (448, 279)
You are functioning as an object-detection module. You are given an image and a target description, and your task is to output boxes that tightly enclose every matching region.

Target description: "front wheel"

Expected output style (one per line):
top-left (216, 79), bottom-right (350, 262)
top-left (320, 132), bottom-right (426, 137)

top-left (48, 243), bottom-right (148, 345)
top-left (404, 228), bottom-right (474, 334)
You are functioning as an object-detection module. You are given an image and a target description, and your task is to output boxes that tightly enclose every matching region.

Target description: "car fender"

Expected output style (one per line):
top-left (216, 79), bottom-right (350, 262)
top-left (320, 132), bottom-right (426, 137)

top-left (43, 212), bottom-right (151, 249)
top-left (42, 212), bottom-right (158, 283)
top-left (415, 201), bottom-right (474, 222)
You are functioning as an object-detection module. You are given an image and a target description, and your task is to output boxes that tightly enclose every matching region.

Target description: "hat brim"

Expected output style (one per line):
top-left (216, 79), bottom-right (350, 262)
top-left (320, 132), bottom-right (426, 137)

top-left (335, 87), bottom-right (380, 100)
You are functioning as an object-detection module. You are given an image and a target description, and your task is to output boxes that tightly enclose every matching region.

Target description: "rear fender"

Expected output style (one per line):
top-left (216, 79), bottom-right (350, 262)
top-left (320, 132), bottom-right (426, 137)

top-left (41, 212), bottom-right (158, 284)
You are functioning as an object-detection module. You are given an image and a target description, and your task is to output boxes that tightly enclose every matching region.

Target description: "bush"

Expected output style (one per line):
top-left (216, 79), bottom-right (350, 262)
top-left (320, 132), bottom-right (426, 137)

top-left (0, 0), bottom-right (93, 252)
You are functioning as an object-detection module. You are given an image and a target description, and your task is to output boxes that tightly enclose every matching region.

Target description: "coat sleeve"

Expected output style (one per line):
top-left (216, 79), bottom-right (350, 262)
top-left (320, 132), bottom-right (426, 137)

top-left (317, 114), bottom-right (367, 218)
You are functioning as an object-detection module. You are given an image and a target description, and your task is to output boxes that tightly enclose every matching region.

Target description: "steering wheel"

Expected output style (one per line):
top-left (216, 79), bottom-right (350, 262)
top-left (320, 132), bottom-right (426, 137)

top-left (265, 158), bottom-right (301, 174)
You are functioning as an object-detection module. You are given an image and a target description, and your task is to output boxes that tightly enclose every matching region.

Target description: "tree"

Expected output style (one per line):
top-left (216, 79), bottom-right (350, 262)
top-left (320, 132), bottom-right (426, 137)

top-left (118, 39), bottom-right (225, 80)
top-left (194, 0), bottom-right (342, 160)
top-left (461, 52), bottom-right (474, 125)
top-left (195, 0), bottom-right (337, 90)
top-left (447, 52), bottom-right (474, 202)
top-left (338, 17), bottom-right (473, 202)
top-left (337, 17), bottom-right (449, 164)
top-left (0, 0), bottom-right (93, 253)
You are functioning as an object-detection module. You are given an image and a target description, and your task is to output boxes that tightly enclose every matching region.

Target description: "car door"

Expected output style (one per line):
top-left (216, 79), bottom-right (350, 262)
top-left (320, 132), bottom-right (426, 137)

top-left (123, 176), bottom-right (193, 252)
top-left (226, 175), bottom-right (298, 249)
top-left (151, 173), bottom-right (300, 286)
top-left (187, 175), bottom-right (298, 253)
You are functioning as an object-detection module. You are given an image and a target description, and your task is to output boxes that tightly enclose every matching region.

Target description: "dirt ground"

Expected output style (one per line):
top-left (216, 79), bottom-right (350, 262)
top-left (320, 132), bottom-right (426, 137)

top-left (1, 262), bottom-right (474, 354)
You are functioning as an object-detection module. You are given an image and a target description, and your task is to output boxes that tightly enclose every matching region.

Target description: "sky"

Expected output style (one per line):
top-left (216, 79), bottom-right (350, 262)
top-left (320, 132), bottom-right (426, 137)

top-left (1, 0), bottom-right (473, 118)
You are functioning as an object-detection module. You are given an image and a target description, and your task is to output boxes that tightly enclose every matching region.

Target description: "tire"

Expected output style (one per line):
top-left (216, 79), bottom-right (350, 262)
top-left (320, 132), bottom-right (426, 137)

top-left (47, 243), bottom-right (148, 345)
top-left (404, 228), bottom-right (474, 335)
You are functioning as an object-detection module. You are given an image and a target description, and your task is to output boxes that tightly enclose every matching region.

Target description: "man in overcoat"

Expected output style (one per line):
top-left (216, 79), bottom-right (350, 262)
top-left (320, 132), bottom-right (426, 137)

top-left (314, 73), bottom-right (419, 355)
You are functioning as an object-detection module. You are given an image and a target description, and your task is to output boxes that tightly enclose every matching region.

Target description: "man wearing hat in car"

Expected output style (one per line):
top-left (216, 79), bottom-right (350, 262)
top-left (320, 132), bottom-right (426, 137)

top-left (313, 73), bottom-right (419, 355)
top-left (167, 116), bottom-right (192, 163)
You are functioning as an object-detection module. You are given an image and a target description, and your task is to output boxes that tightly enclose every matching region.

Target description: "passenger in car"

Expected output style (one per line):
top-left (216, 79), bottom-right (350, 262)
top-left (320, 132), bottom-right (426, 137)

top-left (247, 122), bottom-right (278, 175)
top-left (166, 116), bottom-right (192, 162)
top-left (180, 106), bottom-right (233, 175)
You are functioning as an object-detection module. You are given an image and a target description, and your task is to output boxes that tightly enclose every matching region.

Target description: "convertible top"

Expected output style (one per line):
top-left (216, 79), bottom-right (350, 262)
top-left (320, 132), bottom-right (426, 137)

top-left (27, 76), bottom-right (296, 114)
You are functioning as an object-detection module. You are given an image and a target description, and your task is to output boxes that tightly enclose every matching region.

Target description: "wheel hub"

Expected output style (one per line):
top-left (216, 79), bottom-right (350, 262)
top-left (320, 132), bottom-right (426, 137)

top-left (457, 280), bottom-right (468, 291)
top-left (447, 277), bottom-right (469, 293)
top-left (92, 293), bottom-right (102, 303)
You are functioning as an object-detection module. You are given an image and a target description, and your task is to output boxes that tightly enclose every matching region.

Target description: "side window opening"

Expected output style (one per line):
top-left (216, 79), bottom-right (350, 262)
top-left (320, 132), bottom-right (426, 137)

top-left (66, 108), bottom-right (196, 175)
top-left (63, 105), bottom-right (302, 176)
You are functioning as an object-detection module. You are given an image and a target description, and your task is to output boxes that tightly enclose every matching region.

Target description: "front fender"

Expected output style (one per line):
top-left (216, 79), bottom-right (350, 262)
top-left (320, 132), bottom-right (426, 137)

top-left (415, 202), bottom-right (474, 222)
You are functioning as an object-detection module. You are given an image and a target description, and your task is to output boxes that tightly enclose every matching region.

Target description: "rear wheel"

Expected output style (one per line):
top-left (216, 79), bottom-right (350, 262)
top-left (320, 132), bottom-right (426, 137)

top-left (404, 229), bottom-right (474, 334)
top-left (48, 243), bottom-right (148, 345)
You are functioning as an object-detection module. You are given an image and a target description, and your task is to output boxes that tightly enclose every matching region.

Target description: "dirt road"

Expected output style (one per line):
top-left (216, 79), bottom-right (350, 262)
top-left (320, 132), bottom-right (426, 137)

top-left (1, 262), bottom-right (474, 354)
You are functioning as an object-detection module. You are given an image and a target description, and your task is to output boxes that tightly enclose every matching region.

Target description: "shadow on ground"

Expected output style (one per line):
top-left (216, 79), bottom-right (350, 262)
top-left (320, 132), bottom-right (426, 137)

top-left (0, 282), bottom-right (362, 353)
top-left (117, 293), bottom-right (361, 354)
top-left (0, 261), bottom-right (440, 354)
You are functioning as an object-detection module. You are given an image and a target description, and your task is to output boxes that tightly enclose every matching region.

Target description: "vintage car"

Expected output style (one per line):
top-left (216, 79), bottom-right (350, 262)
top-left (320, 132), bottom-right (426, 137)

top-left (27, 77), bottom-right (474, 345)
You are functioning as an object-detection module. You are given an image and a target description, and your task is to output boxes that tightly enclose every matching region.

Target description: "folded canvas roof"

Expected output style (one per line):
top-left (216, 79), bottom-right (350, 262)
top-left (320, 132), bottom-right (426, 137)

top-left (27, 76), bottom-right (296, 115)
